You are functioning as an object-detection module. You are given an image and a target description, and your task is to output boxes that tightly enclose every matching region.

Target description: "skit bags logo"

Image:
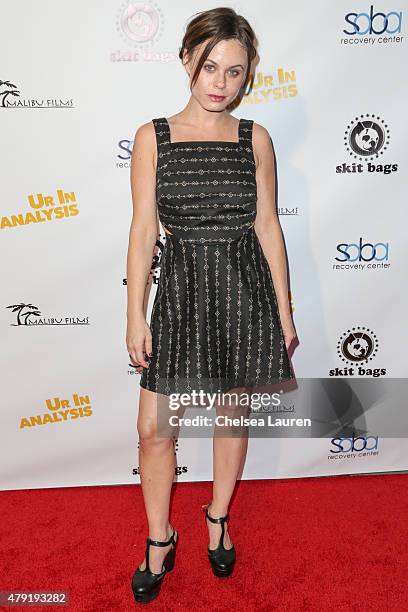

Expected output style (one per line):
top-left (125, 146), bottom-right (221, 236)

top-left (330, 326), bottom-right (386, 378)
top-left (336, 114), bottom-right (398, 175)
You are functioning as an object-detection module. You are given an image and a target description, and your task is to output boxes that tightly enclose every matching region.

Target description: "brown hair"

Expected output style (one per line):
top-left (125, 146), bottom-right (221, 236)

top-left (178, 7), bottom-right (257, 91)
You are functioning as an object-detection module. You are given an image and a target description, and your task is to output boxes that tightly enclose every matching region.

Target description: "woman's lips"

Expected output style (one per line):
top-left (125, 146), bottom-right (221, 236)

top-left (208, 94), bottom-right (226, 101)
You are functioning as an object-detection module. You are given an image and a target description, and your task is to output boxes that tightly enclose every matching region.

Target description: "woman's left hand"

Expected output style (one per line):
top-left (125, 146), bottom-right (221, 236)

top-left (280, 313), bottom-right (297, 351)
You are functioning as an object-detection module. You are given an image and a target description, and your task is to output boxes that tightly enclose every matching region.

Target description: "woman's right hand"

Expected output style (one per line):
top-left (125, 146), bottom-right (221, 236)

top-left (126, 315), bottom-right (153, 375)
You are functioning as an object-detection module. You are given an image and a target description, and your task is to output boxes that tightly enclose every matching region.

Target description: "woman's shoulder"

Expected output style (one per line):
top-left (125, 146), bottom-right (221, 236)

top-left (249, 119), bottom-right (271, 140)
top-left (248, 121), bottom-right (274, 169)
top-left (133, 119), bottom-right (159, 145)
top-left (131, 120), bottom-right (160, 166)
top-left (240, 117), bottom-right (272, 142)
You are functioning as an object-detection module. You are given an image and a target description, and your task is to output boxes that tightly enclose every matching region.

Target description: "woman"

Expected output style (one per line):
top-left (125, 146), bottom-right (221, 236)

top-left (126, 7), bottom-right (297, 604)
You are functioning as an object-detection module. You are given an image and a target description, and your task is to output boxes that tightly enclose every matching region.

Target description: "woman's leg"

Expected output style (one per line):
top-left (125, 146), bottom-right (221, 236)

top-left (136, 387), bottom-right (177, 573)
top-left (207, 386), bottom-right (250, 549)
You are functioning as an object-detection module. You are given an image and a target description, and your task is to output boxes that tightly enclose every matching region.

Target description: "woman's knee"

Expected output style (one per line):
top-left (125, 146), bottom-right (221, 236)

top-left (137, 416), bottom-right (175, 448)
top-left (137, 414), bottom-right (160, 439)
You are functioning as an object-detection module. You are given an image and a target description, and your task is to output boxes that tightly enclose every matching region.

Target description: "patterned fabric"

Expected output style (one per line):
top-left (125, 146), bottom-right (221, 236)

top-left (140, 117), bottom-right (294, 396)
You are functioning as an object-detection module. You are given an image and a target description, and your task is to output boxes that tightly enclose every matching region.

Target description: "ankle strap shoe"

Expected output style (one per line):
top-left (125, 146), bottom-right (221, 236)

top-left (202, 501), bottom-right (236, 577)
top-left (132, 527), bottom-right (178, 603)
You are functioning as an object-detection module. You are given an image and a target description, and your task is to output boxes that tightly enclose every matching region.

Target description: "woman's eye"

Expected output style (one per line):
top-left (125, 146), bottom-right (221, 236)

top-left (204, 65), bottom-right (240, 77)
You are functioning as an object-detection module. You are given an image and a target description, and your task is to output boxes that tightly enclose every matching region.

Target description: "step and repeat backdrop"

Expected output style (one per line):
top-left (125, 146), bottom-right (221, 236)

top-left (1, 1), bottom-right (407, 491)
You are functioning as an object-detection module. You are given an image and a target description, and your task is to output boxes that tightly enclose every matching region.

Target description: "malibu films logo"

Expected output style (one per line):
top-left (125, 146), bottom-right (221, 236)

top-left (329, 326), bottom-right (386, 377)
top-left (333, 237), bottom-right (390, 271)
top-left (328, 433), bottom-right (379, 459)
top-left (111, 1), bottom-right (175, 63)
top-left (0, 78), bottom-right (74, 109)
top-left (1, 189), bottom-right (79, 230)
top-left (336, 114), bottom-right (398, 174)
top-left (278, 206), bottom-right (299, 216)
top-left (341, 5), bottom-right (403, 45)
top-left (7, 303), bottom-right (89, 326)
top-left (20, 394), bottom-right (93, 429)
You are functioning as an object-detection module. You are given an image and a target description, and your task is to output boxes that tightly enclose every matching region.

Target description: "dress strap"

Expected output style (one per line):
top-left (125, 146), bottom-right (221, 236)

top-left (152, 117), bottom-right (171, 148)
top-left (238, 118), bottom-right (254, 150)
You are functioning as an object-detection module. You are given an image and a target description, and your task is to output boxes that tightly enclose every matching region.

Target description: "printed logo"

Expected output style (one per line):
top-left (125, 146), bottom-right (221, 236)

top-left (335, 238), bottom-right (389, 262)
top-left (343, 5), bottom-right (403, 36)
top-left (7, 303), bottom-right (89, 327)
top-left (329, 326), bottom-right (386, 377)
top-left (1, 189), bottom-right (79, 230)
top-left (242, 68), bottom-right (298, 106)
top-left (116, 0), bottom-right (163, 46)
top-left (20, 394), bottom-right (93, 429)
top-left (0, 78), bottom-right (74, 109)
top-left (278, 206), bottom-right (300, 216)
top-left (328, 433), bottom-right (380, 459)
top-left (333, 237), bottom-right (391, 271)
top-left (111, 1), bottom-right (175, 63)
top-left (338, 326), bottom-right (378, 364)
top-left (117, 138), bottom-right (133, 168)
top-left (345, 115), bottom-right (389, 159)
top-left (336, 114), bottom-right (398, 174)
top-left (133, 438), bottom-right (187, 475)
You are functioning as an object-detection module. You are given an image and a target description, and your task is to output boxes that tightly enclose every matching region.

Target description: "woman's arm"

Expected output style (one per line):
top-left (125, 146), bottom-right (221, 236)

top-left (126, 121), bottom-right (159, 369)
top-left (252, 123), bottom-right (296, 347)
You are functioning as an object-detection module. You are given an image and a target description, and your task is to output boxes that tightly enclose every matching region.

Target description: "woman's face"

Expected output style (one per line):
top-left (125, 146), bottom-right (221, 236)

top-left (183, 38), bottom-right (248, 110)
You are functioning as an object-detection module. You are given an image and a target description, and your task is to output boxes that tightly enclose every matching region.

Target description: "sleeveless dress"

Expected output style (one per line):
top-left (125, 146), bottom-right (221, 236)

top-left (140, 116), bottom-right (294, 397)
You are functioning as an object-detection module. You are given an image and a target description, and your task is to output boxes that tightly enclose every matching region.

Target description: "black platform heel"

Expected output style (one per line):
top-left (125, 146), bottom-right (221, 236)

top-left (202, 501), bottom-right (236, 577)
top-left (131, 527), bottom-right (178, 604)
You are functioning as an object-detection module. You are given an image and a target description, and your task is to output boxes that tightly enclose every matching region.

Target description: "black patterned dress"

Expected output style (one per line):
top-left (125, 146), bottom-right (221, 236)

top-left (140, 117), bottom-right (294, 396)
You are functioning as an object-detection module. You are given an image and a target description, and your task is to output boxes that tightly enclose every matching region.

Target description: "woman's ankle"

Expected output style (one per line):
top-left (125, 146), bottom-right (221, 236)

top-left (148, 522), bottom-right (173, 541)
top-left (208, 502), bottom-right (228, 517)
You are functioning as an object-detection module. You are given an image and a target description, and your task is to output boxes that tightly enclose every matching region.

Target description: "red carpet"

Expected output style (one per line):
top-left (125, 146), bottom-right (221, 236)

top-left (1, 474), bottom-right (407, 611)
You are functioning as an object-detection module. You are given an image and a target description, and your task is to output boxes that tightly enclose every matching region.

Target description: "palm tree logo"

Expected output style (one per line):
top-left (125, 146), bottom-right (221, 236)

top-left (7, 302), bottom-right (41, 325)
top-left (0, 80), bottom-right (20, 107)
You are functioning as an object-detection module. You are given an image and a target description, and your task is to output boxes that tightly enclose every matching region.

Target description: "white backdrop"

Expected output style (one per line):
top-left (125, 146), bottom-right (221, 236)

top-left (1, 0), bottom-right (407, 491)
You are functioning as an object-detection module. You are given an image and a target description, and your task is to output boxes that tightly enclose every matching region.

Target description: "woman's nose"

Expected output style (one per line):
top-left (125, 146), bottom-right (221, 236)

top-left (215, 73), bottom-right (225, 87)
top-left (214, 74), bottom-right (226, 88)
